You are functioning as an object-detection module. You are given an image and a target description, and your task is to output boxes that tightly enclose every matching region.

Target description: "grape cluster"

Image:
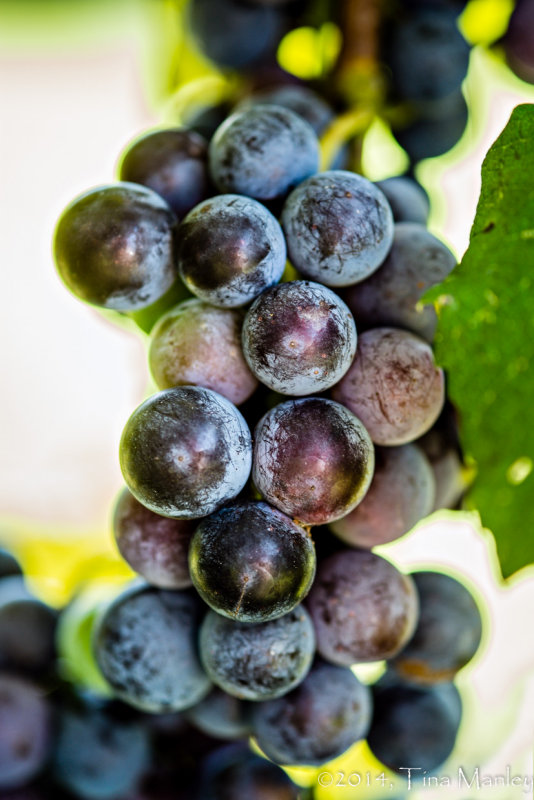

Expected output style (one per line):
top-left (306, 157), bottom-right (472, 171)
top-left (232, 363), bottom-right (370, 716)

top-left (44, 86), bottom-right (488, 798)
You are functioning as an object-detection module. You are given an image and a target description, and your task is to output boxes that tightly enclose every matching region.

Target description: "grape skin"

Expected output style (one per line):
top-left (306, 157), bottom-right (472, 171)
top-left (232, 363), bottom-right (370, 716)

top-left (343, 222), bottom-right (456, 341)
top-left (238, 85), bottom-right (334, 135)
top-left (119, 386), bottom-right (252, 519)
top-left (149, 299), bottom-right (258, 405)
top-left (0, 549), bottom-right (22, 579)
top-left (113, 488), bottom-right (195, 589)
top-left (282, 171), bottom-right (394, 286)
top-left (252, 660), bottom-right (372, 766)
top-left (332, 327), bottom-right (445, 446)
top-left (395, 90), bottom-right (468, 162)
top-left (0, 576), bottom-right (57, 675)
top-left (504, 0), bottom-right (534, 83)
top-left (375, 176), bottom-right (429, 224)
top-left (330, 444), bottom-right (436, 548)
top-left (189, 501), bottom-right (316, 622)
top-left (118, 128), bottom-right (211, 220)
top-left (199, 743), bottom-right (302, 800)
top-left (253, 398), bottom-right (375, 525)
top-left (306, 549), bottom-right (419, 664)
top-left (242, 280), bottom-right (357, 395)
top-left (177, 194), bottom-right (286, 308)
top-left (185, 688), bottom-right (252, 741)
top-left (209, 106), bottom-right (319, 201)
top-left (54, 183), bottom-right (177, 311)
top-left (93, 584), bottom-right (212, 713)
top-left (392, 571), bottom-right (482, 684)
top-left (199, 606), bottom-right (315, 701)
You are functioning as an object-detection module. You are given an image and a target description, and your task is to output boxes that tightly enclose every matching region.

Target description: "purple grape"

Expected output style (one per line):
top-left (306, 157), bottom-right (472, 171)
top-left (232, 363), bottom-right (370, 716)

top-left (392, 572), bottom-right (482, 685)
top-left (330, 444), bottom-right (435, 548)
top-left (332, 327), bottom-right (445, 445)
top-left (343, 223), bottom-right (456, 341)
top-left (119, 386), bottom-right (252, 519)
top-left (306, 549), bottom-right (419, 665)
top-left (199, 606), bottom-right (315, 701)
top-left (177, 195), bottom-right (286, 308)
top-left (0, 577), bottom-right (57, 675)
top-left (185, 688), bottom-right (252, 741)
top-left (252, 660), bottom-right (372, 766)
top-left (0, 675), bottom-right (52, 790)
top-left (238, 85), bottom-right (334, 134)
top-left (199, 743), bottom-right (302, 800)
top-left (189, 501), bottom-right (316, 622)
top-left (419, 418), bottom-right (467, 511)
top-left (395, 90), bottom-right (468, 162)
top-left (253, 398), bottom-right (374, 525)
top-left (209, 106), bottom-right (319, 201)
top-left (504, 0), bottom-right (534, 83)
top-left (375, 177), bottom-right (430, 224)
top-left (113, 488), bottom-right (195, 589)
top-left (149, 299), bottom-right (258, 405)
top-left (54, 183), bottom-right (177, 311)
top-left (242, 281), bottom-right (357, 395)
top-left (0, 549), bottom-right (22, 579)
top-left (281, 171), bottom-right (394, 287)
top-left (118, 129), bottom-right (211, 220)
top-left (93, 584), bottom-right (212, 712)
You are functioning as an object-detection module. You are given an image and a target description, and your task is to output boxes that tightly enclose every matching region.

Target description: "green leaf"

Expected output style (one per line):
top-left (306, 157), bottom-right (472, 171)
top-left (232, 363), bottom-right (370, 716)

top-left (428, 103), bottom-right (534, 577)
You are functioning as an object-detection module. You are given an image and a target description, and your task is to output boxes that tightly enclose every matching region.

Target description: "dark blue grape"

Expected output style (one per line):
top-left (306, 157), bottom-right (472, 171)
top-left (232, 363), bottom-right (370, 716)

top-left (189, 0), bottom-right (282, 69)
top-left (113, 488), bottom-right (195, 589)
top-left (0, 675), bottom-right (52, 790)
top-left (392, 572), bottom-right (482, 685)
top-left (185, 688), bottom-right (252, 741)
top-left (209, 106), bottom-right (319, 201)
top-left (252, 660), bottom-right (372, 766)
top-left (0, 576), bottom-right (57, 675)
top-left (253, 398), bottom-right (374, 525)
top-left (189, 501), bottom-right (316, 622)
top-left (367, 677), bottom-right (462, 774)
top-left (330, 444), bottom-right (435, 548)
top-left (0, 549), bottom-right (22, 579)
top-left (375, 177), bottom-right (429, 224)
top-left (306, 549), bottom-right (419, 664)
top-left (343, 223), bottom-right (456, 341)
top-left (332, 327), bottom-right (445, 445)
top-left (177, 195), bottom-right (286, 308)
top-left (54, 183), bottom-right (177, 311)
top-left (149, 299), bottom-right (258, 404)
top-left (118, 129), bottom-right (211, 220)
top-left (504, 0), bottom-right (534, 83)
top-left (199, 606), bottom-right (315, 701)
top-left (238, 85), bottom-right (334, 134)
top-left (52, 696), bottom-right (151, 800)
top-left (282, 171), bottom-right (394, 286)
top-left (93, 583), bottom-right (212, 712)
top-left (242, 281), bottom-right (357, 395)
top-left (387, 8), bottom-right (470, 102)
top-left (199, 743), bottom-right (302, 800)
top-left (183, 103), bottom-right (231, 141)
top-left (395, 91), bottom-right (468, 162)
top-left (119, 386), bottom-right (252, 519)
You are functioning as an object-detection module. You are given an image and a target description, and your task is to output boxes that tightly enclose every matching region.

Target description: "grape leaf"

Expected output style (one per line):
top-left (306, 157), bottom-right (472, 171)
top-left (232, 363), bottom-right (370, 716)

top-left (427, 104), bottom-right (534, 577)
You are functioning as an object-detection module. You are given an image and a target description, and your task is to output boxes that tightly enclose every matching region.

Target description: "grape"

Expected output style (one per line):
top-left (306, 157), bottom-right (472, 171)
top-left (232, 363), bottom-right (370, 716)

top-left (252, 659), bottom-right (372, 766)
top-left (330, 444), bottom-right (435, 548)
top-left (0, 675), bottom-right (52, 790)
top-left (332, 327), bottom-right (445, 445)
top-left (93, 583), bottom-right (212, 712)
top-left (375, 177), bottom-right (429, 225)
top-left (392, 572), bottom-right (482, 684)
top-left (149, 299), bottom-right (258, 404)
top-left (367, 678), bottom-right (461, 773)
top-left (386, 8), bottom-right (470, 102)
top-left (112, 488), bottom-right (195, 589)
top-left (306, 549), bottom-right (419, 664)
top-left (281, 171), bottom-right (394, 286)
top-left (119, 386), bottom-right (252, 519)
top-left (0, 576), bottom-right (57, 675)
top-left (54, 183), bottom-right (177, 311)
top-left (504, 0), bottom-right (534, 83)
top-left (177, 195), bottom-right (286, 308)
top-left (199, 743), bottom-right (302, 800)
top-left (199, 606), bottom-right (315, 701)
top-left (188, 0), bottom-right (282, 69)
top-left (238, 85), bottom-right (334, 134)
top-left (343, 223), bottom-right (456, 341)
top-left (189, 501), bottom-right (316, 622)
top-left (209, 106), bottom-right (319, 201)
top-left (253, 398), bottom-right (374, 525)
top-left (118, 129), bottom-right (211, 220)
top-left (419, 408), bottom-right (467, 510)
top-left (52, 696), bottom-right (151, 800)
top-left (242, 281), bottom-right (357, 396)
top-left (0, 549), bottom-right (22, 579)
top-left (184, 103), bottom-right (231, 141)
top-left (185, 688), bottom-right (252, 741)
top-left (395, 90), bottom-right (468, 162)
